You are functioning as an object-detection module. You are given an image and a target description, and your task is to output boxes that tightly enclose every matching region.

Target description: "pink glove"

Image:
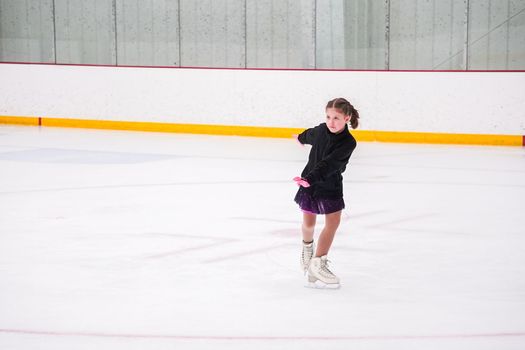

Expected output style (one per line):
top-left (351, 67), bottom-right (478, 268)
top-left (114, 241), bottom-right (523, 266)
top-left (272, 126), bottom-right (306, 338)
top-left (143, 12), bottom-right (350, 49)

top-left (293, 176), bottom-right (310, 188)
top-left (292, 134), bottom-right (304, 147)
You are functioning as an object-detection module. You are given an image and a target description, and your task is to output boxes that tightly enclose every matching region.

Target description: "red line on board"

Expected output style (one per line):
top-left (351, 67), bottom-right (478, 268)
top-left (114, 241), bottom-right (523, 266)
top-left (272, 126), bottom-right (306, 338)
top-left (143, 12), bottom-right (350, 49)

top-left (1, 328), bottom-right (525, 341)
top-left (1, 61), bottom-right (525, 73)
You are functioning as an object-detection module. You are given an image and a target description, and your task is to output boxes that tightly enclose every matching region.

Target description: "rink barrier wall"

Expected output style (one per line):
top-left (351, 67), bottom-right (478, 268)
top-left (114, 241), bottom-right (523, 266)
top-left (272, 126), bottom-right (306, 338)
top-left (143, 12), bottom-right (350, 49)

top-left (1, 115), bottom-right (523, 146)
top-left (1, 63), bottom-right (524, 146)
top-left (1, 63), bottom-right (524, 136)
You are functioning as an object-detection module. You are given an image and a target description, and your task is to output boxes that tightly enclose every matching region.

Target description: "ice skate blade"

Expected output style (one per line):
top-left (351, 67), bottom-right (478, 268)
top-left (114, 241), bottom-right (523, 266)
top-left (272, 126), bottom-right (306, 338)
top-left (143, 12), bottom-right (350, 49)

top-left (304, 278), bottom-right (340, 290)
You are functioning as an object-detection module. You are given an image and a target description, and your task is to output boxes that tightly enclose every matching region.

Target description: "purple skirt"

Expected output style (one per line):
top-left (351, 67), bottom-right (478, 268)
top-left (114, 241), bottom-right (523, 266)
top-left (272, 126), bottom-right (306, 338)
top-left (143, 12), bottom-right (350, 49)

top-left (294, 188), bottom-right (345, 215)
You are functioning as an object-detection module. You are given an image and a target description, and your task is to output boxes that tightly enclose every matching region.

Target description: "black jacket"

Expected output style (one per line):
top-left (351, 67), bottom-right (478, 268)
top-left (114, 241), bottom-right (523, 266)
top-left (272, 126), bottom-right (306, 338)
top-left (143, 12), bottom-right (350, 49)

top-left (297, 123), bottom-right (357, 199)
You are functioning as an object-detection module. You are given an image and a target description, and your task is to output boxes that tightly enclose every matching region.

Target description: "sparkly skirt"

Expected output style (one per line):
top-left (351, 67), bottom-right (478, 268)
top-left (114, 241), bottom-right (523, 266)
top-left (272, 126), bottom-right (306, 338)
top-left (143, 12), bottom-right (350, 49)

top-left (294, 188), bottom-right (345, 215)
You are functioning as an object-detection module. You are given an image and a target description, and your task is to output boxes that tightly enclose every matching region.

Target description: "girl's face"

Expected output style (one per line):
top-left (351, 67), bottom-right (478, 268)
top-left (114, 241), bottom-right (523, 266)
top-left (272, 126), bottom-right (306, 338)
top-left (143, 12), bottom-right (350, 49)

top-left (326, 107), bottom-right (350, 134)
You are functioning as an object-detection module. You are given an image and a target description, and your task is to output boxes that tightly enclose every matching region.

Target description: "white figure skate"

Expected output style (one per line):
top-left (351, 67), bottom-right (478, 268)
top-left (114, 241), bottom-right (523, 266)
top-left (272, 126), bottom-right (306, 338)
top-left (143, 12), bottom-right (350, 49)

top-left (306, 255), bottom-right (340, 289)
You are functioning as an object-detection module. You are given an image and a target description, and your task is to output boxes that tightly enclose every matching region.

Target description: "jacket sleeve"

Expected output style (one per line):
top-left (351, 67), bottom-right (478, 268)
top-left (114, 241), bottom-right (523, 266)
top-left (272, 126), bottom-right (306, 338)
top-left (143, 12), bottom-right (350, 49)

top-left (303, 141), bottom-right (356, 185)
top-left (297, 126), bottom-right (317, 145)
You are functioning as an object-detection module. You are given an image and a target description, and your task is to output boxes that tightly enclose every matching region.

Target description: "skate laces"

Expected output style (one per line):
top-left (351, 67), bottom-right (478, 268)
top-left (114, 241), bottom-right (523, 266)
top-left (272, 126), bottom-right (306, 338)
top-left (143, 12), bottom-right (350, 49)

top-left (320, 258), bottom-right (336, 278)
top-left (302, 243), bottom-right (313, 261)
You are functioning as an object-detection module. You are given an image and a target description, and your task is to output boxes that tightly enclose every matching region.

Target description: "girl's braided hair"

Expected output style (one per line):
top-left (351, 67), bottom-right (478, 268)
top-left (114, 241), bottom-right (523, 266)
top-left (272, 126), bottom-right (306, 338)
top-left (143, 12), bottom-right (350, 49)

top-left (326, 98), bottom-right (359, 129)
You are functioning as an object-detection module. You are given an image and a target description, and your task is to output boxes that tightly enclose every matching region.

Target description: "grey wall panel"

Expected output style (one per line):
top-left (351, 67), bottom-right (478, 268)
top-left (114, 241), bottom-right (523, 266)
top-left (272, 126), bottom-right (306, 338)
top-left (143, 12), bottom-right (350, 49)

top-left (469, 0), bottom-right (525, 70)
top-left (468, 0), bottom-right (505, 69)
top-left (180, 0), bottom-right (245, 68)
top-left (55, 0), bottom-right (116, 65)
top-left (508, 0), bottom-right (525, 69)
top-left (0, 0), bottom-right (54, 62)
top-left (343, 0), bottom-right (386, 69)
top-left (246, 0), bottom-right (315, 68)
top-left (316, 0), bottom-right (346, 68)
top-left (431, 0), bottom-right (464, 70)
top-left (390, 0), bottom-right (417, 69)
top-left (390, 0), bottom-right (464, 70)
top-left (116, 0), bottom-right (179, 66)
top-left (317, 0), bottom-right (385, 69)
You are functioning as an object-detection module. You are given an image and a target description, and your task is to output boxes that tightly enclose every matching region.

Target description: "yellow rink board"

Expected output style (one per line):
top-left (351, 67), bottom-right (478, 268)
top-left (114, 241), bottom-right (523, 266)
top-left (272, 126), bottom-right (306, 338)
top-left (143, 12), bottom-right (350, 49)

top-left (1, 115), bottom-right (522, 147)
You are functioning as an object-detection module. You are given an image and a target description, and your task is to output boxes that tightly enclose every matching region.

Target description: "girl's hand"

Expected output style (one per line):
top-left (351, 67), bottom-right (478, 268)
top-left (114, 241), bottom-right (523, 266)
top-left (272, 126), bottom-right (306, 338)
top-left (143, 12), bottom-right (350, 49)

top-left (293, 176), bottom-right (310, 188)
top-left (292, 134), bottom-right (304, 147)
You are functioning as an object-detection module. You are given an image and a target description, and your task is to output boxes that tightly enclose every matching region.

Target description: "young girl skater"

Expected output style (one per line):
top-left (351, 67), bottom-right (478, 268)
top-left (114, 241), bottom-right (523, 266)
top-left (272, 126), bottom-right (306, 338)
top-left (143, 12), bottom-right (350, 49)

top-left (293, 97), bottom-right (359, 289)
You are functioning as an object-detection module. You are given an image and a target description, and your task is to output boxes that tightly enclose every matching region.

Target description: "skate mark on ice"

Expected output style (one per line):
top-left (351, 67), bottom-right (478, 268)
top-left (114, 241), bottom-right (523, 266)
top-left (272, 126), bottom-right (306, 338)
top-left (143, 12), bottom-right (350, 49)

top-left (365, 213), bottom-right (437, 230)
top-left (1, 328), bottom-right (525, 341)
top-left (140, 232), bottom-right (237, 260)
top-left (231, 216), bottom-right (300, 224)
top-left (203, 243), bottom-right (291, 263)
top-left (0, 180), bottom-right (289, 196)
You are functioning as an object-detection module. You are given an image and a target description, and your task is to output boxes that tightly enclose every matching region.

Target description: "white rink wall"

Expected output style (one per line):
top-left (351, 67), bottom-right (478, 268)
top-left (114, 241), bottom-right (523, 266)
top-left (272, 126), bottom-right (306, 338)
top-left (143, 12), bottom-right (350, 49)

top-left (0, 63), bottom-right (524, 135)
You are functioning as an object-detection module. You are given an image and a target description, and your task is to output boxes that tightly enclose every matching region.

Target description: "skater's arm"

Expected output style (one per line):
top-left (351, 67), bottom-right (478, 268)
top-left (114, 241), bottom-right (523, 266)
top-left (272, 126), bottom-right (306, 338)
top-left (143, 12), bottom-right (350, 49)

top-left (297, 126), bottom-right (317, 145)
top-left (303, 140), bottom-right (356, 185)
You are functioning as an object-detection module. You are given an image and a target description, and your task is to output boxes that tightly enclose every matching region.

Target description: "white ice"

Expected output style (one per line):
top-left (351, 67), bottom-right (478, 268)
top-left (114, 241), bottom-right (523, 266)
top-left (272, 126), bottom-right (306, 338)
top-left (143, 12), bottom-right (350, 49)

top-left (1, 125), bottom-right (524, 350)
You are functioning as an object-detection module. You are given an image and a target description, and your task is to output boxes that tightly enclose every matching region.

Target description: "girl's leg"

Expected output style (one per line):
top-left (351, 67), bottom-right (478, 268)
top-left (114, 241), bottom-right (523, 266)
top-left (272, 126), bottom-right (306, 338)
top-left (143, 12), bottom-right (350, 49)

top-left (302, 212), bottom-right (316, 243)
top-left (315, 210), bottom-right (342, 257)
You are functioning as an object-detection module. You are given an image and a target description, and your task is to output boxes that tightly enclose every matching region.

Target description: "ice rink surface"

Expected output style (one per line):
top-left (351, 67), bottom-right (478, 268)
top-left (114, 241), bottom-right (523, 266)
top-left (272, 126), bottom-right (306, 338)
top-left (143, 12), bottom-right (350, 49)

top-left (1, 125), bottom-right (524, 350)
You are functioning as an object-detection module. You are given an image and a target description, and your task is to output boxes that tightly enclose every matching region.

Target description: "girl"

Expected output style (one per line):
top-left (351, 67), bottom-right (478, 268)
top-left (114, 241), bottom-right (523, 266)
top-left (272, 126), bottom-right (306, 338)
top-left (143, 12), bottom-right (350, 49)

top-left (293, 97), bottom-right (359, 289)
